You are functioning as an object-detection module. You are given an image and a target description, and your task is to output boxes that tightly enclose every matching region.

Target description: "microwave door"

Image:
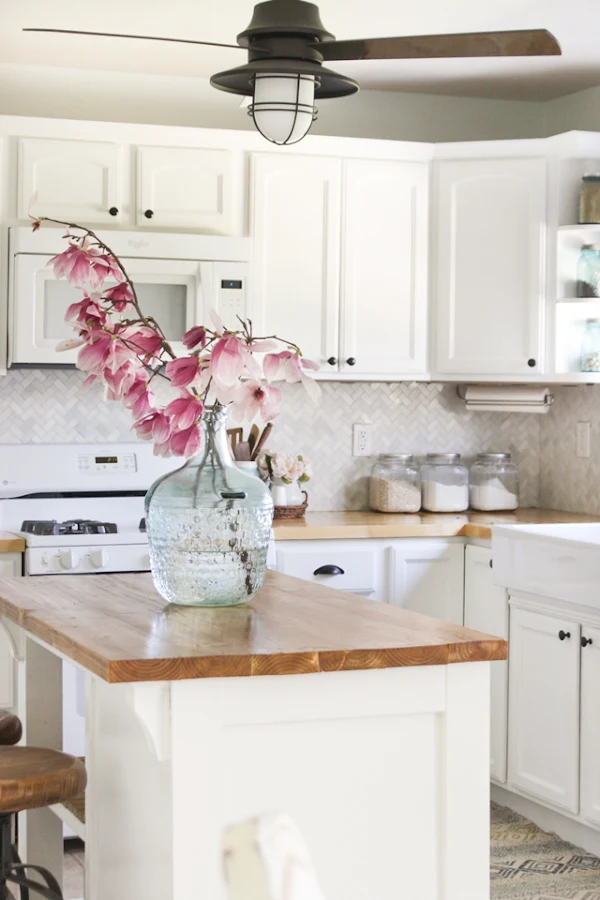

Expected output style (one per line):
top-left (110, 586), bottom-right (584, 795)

top-left (11, 254), bottom-right (202, 366)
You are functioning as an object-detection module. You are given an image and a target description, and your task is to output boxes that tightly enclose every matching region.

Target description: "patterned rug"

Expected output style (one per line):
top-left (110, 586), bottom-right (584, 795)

top-left (491, 803), bottom-right (600, 899)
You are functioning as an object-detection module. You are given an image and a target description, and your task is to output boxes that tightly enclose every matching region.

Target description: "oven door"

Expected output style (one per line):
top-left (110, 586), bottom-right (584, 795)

top-left (10, 254), bottom-right (205, 366)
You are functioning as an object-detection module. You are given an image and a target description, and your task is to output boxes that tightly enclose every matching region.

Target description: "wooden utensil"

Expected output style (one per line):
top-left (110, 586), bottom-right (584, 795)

top-left (248, 424), bottom-right (260, 456)
top-left (250, 423), bottom-right (273, 461)
top-left (234, 441), bottom-right (251, 461)
top-left (227, 428), bottom-right (243, 454)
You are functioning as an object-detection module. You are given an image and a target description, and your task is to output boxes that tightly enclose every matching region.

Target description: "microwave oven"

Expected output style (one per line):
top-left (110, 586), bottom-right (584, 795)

top-left (8, 227), bottom-right (251, 366)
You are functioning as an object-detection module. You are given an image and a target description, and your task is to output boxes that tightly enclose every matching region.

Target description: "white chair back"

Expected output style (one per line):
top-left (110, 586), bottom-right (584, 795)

top-left (223, 813), bottom-right (328, 900)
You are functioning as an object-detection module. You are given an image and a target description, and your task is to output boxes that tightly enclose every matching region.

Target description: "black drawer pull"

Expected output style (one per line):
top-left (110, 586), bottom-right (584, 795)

top-left (558, 630), bottom-right (571, 641)
top-left (581, 636), bottom-right (594, 647)
top-left (220, 491), bottom-right (247, 500)
top-left (144, 209), bottom-right (154, 219)
top-left (327, 357), bottom-right (337, 366)
top-left (313, 564), bottom-right (345, 576)
top-left (108, 206), bottom-right (119, 217)
top-left (527, 358), bottom-right (536, 367)
top-left (346, 357), bottom-right (356, 366)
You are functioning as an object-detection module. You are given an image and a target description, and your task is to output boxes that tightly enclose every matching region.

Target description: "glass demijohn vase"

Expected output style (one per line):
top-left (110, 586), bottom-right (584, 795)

top-left (145, 405), bottom-right (274, 606)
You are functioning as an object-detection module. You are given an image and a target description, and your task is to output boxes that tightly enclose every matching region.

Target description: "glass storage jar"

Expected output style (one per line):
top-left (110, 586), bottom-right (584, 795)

top-left (581, 318), bottom-right (600, 372)
top-left (420, 453), bottom-right (469, 512)
top-left (579, 174), bottom-right (600, 224)
top-left (576, 245), bottom-right (600, 298)
top-left (369, 454), bottom-right (421, 512)
top-left (469, 452), bottom-right (519, 511)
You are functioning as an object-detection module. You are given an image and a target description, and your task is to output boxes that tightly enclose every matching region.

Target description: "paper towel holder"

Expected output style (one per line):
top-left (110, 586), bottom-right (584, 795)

top-left (457, 384), bottom-right (555, 413)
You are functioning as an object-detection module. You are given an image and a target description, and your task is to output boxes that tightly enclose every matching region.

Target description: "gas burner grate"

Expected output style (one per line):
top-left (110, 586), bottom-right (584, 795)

top-left (21, 519), bottom-right (118, 536)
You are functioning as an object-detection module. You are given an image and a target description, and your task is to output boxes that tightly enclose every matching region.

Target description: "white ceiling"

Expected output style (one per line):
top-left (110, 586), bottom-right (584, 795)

top-left (2, 0), bottom-right (600, 102)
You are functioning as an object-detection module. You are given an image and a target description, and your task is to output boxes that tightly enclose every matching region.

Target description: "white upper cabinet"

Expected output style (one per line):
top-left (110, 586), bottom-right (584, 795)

top-left (581, 624), bottom-right (600, 829)
top-left (508, 603), bottom-right (580, 814)
top-left (434, 157), bottom-right (546, 376)
top-left (464, 546), bottom-right (509, 784)
top-left (341, 160), bottom-right (428, 376)
top-left (19, 137), bottom-right (123, 224)
top-left (136, 146), bottom-right (240, 233)
top-left (250, 153), bottom-right (341, 366)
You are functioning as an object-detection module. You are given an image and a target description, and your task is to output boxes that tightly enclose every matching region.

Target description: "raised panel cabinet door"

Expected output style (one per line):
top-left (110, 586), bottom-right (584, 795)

top-left (341, 160), bottom-right (428, 376)
top-left (580, 624), bottom-right (600, 828)
top-left (508, 603), bottom-right (580, 813)
top-left (434, 158), bottom-right (546, 375)
top-left (464, 546), bottom-right (509, 783)
top-left (18, 137), bottom-right (123, 224)
top-left (137, 146), bottom-right (239, 232)
top-left (388, 541), bottom-right (464, 625)
top-left (250, 153), bottom-right (341, 368)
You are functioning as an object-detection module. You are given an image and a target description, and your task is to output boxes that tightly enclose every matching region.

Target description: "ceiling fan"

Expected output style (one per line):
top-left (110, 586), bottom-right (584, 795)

top-left (24, 0), bottom-right (561, 146)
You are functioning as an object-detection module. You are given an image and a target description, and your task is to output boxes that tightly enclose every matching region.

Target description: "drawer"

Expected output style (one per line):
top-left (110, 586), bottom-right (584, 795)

top-left (276, 542), bottom-right (376, 594)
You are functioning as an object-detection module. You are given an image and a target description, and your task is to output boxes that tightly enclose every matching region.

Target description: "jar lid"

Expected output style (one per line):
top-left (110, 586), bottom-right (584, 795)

top-left (377, 453), bottom-right (414, 463)
top-left (583, 173), bottom-right (600, 180)
top-left (586, 318), bottom-right (600, 324)
top-left (475, 452), bottom-right (511, 462)
top-left (425, 453), bottom-right (461, 463)
top-left (581, 244), bottom-right (600, 251)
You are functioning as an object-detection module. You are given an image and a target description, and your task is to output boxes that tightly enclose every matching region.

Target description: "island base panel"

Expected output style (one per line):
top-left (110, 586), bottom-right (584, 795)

top-left (80, 663), bottom-right (490, 900)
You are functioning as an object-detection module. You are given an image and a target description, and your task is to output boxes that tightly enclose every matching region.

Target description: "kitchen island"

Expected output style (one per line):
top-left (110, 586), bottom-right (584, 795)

top-left (0, 570), bottom-right (506, 900)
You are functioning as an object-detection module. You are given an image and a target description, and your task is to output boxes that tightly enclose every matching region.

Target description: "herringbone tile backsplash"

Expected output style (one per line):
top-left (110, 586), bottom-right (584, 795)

top-left (0, 370), bottom-right (542, 510)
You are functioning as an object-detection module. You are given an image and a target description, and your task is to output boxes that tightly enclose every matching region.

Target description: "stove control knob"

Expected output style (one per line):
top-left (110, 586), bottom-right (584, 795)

top-left (58, 550), bottom-right (80, 571)
top-left (90, 550), bottom-right (109, 569)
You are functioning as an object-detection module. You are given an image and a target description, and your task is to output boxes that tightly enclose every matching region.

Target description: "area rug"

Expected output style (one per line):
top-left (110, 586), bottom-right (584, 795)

top-left (491, 802), bottom-right (600, 899)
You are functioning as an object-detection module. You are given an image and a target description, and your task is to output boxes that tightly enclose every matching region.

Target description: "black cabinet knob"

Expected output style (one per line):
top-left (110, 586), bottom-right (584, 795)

top-left (581, 636), bottom-right (594, 647)
top-left (327, 357), bottom-right (337, 366)
top-left (527, 358), bottom-right (536, 367)
top-left (108, 206), bottom-right (119, 217)
top-left (144, 209), bottom-right (154, 219)
top-left (313, 564), bottom-right (345, 576)
top-left (346, 357), bottom-right (356, 366)
top-left (558, 630), bottom-right (571, 641)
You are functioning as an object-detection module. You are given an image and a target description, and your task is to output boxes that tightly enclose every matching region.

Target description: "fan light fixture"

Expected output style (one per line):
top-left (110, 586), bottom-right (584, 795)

top-left (24, 3), bottom-right (562, 148)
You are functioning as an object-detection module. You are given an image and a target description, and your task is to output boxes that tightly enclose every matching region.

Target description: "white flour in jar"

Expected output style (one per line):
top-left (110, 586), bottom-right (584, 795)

top-left (421, 481), bottom-right (468, 512)
top-left (470, 479), bottom-right (518, 511)
top-left (370, 477), bottom-right (421, 512)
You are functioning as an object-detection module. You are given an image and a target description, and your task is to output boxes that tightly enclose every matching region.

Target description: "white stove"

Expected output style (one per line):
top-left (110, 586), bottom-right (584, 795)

top-left (0, 443), bottom-right (178, 576)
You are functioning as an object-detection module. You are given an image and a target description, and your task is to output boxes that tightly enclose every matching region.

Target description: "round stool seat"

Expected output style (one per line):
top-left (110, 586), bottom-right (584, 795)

top-left (0, 711), bottom-right (22, 746)
top-left (0, 747), bottom-right (87, 813)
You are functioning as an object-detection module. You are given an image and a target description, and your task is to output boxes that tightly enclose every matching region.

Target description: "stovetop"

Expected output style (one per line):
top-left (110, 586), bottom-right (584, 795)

top-left (21, 519), bottom-right (119, 536)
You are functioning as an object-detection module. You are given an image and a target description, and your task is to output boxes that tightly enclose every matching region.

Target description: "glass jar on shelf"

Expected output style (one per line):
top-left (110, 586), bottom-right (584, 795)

top-left (420, 453), bottom-right (469, 513)
top-left (369, 454), bottom-right (421, 513)
top-left (576, 244), bottom-right (600, 298)
top-left (581, 318), bottom-right (600, 372)
top-left (469, 453), bottom-right (519, 511)
top-left (579, 174), bottom-right (600, 224)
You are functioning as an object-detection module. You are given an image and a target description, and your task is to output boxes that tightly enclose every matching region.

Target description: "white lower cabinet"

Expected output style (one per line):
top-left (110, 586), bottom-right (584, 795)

top-left (275, 540), bottom-right (382, 599)
top-left (581, 624), bottom-right (600, 828)
top-left (464, 545), bottom-right (509, 783)
top-left (508, 602), bottom-right (581, 814)
top-left (388, 540), bottom-right (464, 625)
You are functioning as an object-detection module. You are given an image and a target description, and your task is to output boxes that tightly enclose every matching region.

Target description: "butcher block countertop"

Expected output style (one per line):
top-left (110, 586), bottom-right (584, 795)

top-left (0, 570), bottom-right (506, 684)
top-left (273, 508), bottom-right (600, 542)
top-left (0, 533), bottom-right (25, 553)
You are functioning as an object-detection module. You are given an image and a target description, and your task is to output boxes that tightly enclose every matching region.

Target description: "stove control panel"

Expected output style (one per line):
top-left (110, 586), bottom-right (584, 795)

top-left (77, 453), bottom-right (137, 474)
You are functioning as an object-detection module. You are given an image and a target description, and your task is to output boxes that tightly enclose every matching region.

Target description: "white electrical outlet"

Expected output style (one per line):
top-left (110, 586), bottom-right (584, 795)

top-left (577, 421), bottom-right (591, 458)
top-left (353, 423), bottom-right (372, 457)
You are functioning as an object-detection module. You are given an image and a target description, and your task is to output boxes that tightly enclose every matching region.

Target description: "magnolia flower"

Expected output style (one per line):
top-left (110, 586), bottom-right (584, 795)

top-left (103, 282), bottom-right (134, 312)
top-left (123, 378), bottom-right (154, 419)
top-left (103, 362), bottom-right (140, 402)
top-left (169, 424), bottom-right (202, 457)
top-left (133, 411), bottom-right (171, 443)
top-left (122, 325), bottom-right (163, 361)
top-left (229, 381), bottom-right (282, 423)
top-left (49, 238), bottom-right (122, 288)
top-left (56, 336), bottom-right (86, 352)
top-left (77, 330), bottom-right (134, 375)
top-left (210, 334), bottom-right (246, 386)
top-left (182, 326), bottom-right (207, 351)
top-left (263, 350), bottom-right (320, 400)
top-left (165, 356), bottom-right (200, 388)
top-left (165, 392), bottom-right (204, 432)
top-left (65, 295), bottom-right (106, 331)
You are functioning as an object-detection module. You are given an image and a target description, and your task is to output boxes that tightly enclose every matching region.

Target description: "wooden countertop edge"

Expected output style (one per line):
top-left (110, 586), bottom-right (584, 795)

top-left (0, 536), bottom-right (26, 554)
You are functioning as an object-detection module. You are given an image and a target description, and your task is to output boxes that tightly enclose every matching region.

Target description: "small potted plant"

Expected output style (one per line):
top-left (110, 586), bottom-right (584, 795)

top-left (257, 449), bottom-right (312, 518)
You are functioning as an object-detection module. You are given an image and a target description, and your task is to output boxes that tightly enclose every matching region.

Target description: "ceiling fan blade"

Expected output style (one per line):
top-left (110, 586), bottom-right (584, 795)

top-left (22, 27), bottom-right (244, 51)
top-left (315, 29), bottom-right (561, 61)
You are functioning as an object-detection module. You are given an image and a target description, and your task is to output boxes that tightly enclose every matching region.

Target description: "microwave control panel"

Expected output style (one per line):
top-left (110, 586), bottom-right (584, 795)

top-left (213, 262), bottom-right (248, 330)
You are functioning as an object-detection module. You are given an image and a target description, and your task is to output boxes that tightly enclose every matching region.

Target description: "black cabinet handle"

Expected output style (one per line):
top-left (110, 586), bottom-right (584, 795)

top-left (220, 490), bottom-right (247, 500)
top-left (527, 358), bottom-right (536, 367)
top-left (581, 636), bottom-right (594, 647)
top-left (313, 564), bottom-right (345, 576)
top-left (559, 630), bottom-right (571, 641)
top-left (108, 206), bottom-right (119, 217)
top-left (346, 357), bottom-right (356, 366)
top-left (327, 357), bottom-right (337, 366)
top-left (489, 559), bottom-right (493, 568)
top-left (144, 209), bottom-right (154, 219)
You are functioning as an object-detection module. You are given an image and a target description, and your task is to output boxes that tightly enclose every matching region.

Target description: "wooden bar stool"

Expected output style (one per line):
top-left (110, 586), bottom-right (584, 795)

top-left (0, 712), bottom-right (86, 900)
